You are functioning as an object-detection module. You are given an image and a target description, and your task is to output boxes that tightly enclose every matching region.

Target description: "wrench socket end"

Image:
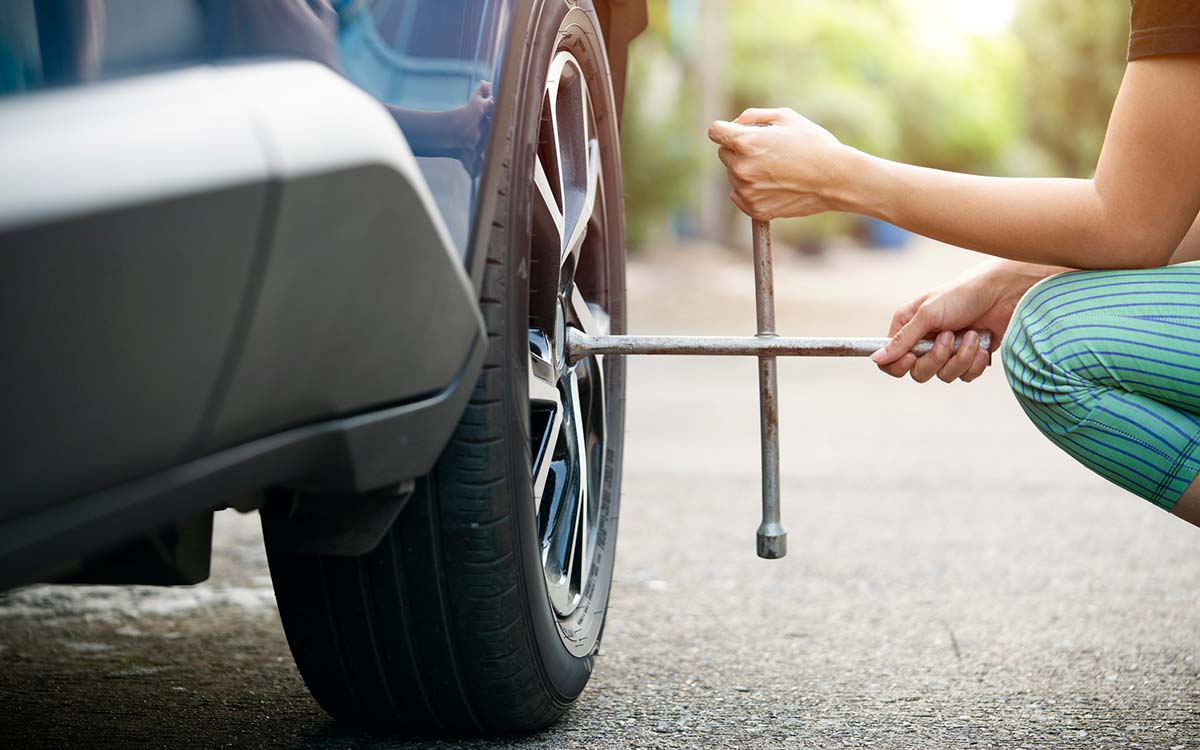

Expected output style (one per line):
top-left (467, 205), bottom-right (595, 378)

top-left (756, 525), bottom-right (787, 559)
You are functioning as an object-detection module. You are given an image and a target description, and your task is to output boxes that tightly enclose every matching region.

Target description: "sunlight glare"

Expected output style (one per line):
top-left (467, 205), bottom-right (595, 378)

top-left (948, 0), bottom-right (1018, 36)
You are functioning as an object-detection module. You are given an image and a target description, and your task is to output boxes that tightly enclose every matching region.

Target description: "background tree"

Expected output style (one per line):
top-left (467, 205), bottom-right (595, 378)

top-left (1011, 0), bottom-right (1129, 177)
top-left (620, 0), bottom-right (1129, 249)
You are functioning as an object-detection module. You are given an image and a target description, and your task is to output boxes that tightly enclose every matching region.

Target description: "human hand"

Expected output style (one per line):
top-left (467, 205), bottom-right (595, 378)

top-left (386, 81), bottom-right (493, 171)
top-left (706, 108), bottom-right (848, 220)
top-left (870, 260), bottom-right (1053, 383)
top-left (449, 81), bottom-right (494, 173)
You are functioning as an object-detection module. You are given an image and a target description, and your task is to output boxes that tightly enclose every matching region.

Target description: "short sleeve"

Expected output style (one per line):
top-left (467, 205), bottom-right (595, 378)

top-left (1128, 0), bottom-right (1200, 60)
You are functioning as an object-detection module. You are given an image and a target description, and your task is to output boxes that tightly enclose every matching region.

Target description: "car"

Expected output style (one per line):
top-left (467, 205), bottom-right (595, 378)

top-left (0, 0), bottom-right (645, 734)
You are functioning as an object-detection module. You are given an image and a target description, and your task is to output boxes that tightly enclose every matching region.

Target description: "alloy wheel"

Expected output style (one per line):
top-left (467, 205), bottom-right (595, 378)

top-left (526, 49), bottom-right (611, 637)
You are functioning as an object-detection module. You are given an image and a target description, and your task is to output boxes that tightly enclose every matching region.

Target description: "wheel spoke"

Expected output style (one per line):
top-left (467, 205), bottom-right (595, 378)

top-left (554, 61), bottom-right (586, 242)
top-left (544, 52), bottom-right (600, 287)
top-left (566, 370), bottom-right (589, 599)
top-left (567, 287), bottom-right (607, 524)
top-left (541, 458), bottom-right (573, 562)
top-left (528, 339), bottom-right (562, 506)
top-left (562, 139), bottom-right (600, 275)
top-left (528, 340), bottom-right (557, 402)
top-left (533, 155), bottom-right (564, 247)
top-left (539, 368), bottom-right (591, 616)
top-left (568, 286), bottom-right (608, 338)
top-left (544, 56), bottom-right (568, 216)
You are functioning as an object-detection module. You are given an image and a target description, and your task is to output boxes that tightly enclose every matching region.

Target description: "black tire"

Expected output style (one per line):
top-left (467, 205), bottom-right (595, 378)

top-left (262, 0), bottom-right (626, 735)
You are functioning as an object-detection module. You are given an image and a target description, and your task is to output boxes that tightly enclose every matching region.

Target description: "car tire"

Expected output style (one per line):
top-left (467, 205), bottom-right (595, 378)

top-left (261, 0), bottom-right (626, 734)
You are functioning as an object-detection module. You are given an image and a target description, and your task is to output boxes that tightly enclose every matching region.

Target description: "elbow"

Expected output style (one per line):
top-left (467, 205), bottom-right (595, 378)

top-left (1084, 184), bottom-right (1180, 269)
top-left (1115, 224), bottom-right (1177, 268)
top-left (1077, 222), bottom-right (1177, 270)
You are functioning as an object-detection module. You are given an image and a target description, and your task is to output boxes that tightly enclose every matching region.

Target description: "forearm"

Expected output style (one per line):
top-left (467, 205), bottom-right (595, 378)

top-left (836, 151), bottom-right (1163, 270)
top-left (712, 61), bottom-right (1200, 268)
top-left (386, 106), bottom-right (445, 151)
top-left (832, 57), bottom-right (1200, 271)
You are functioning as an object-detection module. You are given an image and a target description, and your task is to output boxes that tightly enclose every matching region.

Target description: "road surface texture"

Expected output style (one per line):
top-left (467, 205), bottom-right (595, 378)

top-left (1, 239), bottom-right (1198, 749)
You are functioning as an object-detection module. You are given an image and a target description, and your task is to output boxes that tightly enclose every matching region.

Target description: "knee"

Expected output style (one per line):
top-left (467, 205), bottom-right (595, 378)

top-left (1001, 273), bottom-right (1078, 409)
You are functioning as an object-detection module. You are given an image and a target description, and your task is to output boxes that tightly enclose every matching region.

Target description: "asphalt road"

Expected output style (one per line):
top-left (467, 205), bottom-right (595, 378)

top-left (2, 240), bottom-right (1198, 749)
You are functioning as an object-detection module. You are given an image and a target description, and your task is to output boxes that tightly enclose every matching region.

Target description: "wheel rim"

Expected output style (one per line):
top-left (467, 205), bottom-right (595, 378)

top-left (527, 50), bottom-right (610, 622)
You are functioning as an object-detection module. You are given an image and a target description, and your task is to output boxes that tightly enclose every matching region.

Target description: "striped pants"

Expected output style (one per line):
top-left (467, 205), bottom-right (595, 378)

top-left (1002, 264), bottom-right (1200, 512)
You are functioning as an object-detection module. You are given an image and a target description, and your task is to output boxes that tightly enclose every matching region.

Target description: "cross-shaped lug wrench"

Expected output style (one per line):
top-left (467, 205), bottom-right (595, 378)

top-left (566, 220), bottom-right (990, 559)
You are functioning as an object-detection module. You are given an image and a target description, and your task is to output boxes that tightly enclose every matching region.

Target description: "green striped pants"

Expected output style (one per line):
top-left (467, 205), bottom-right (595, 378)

top-left (1002, 263), bottom-right (1200, 512)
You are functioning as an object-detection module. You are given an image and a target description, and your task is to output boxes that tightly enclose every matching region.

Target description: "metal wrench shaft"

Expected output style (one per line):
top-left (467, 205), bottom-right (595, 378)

top-left (752, 220), bottom-right (786, 559)
top-left (562, 219), bottom-right (992, 561)
top-left (564, 332), bottom-right (989, 358)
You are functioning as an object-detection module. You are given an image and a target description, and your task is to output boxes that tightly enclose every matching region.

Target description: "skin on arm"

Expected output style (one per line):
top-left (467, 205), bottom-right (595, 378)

top-left (874, 258), bottom-right (1070, 382)
top-left (708, 56), bottom-right (1200, 527)
top-left (708, 55), bottom-right (1200, 272)
top-left (844, 56), bottom-right (1200, 270)
top-left (387, 81), bottom-right (495, 172)
top-left (707, 54), bottom-right (1200, 375)
top-left (878, 207), bottom-right (1200, 383)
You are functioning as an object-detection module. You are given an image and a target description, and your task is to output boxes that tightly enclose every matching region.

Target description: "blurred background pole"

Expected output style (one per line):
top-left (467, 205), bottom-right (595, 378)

top-left (693, 0), bottom-right (728, 245)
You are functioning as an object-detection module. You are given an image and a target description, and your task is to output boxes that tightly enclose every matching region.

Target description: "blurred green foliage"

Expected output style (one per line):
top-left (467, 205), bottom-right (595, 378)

top-left (1011, 0), bottom-right (1129, 177)
top-left (620, 0), bottom-right (1130, 249)
top-left (620, 30), bottom-right (700, 250)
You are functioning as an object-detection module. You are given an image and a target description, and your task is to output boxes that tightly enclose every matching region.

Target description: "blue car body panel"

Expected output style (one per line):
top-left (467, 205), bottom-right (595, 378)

top-left (0, 0), bottom-right (645, 587)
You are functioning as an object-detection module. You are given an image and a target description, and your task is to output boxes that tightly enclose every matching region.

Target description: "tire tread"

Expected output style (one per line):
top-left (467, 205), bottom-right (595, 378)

top-left (264, 3), bottom-right (621, 734)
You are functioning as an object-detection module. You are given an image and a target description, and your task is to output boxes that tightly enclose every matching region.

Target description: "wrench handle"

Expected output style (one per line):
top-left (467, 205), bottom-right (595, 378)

top-left (753, 220), bottom-right (787, 559)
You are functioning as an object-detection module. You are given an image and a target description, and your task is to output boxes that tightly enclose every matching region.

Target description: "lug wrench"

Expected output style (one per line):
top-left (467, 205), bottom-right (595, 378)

top-left (565, 220), bottom-right (990, 559)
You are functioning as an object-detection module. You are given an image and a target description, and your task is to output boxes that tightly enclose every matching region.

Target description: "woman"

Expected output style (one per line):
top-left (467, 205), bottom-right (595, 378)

top-left (708, 2), bottom-right (1200, 527)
